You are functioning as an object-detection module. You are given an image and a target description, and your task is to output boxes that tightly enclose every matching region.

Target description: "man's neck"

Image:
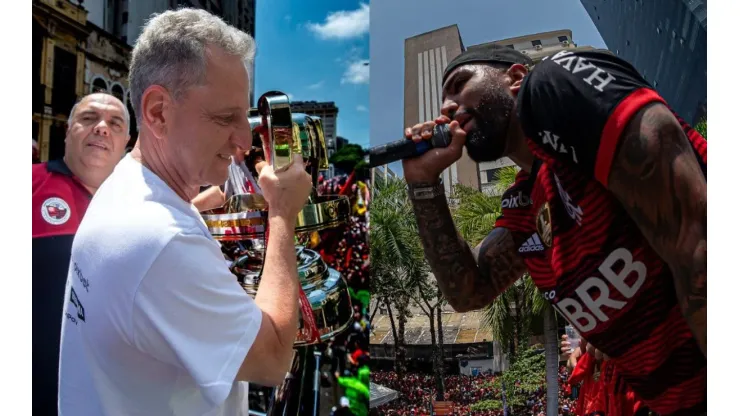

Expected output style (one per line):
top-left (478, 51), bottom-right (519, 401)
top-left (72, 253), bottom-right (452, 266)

top-left (63, 156), bottom-right (105, 195)
top-left (131, 138), bottom-right (199, 202)
top-left (505, 126), bottom-right (534, 174)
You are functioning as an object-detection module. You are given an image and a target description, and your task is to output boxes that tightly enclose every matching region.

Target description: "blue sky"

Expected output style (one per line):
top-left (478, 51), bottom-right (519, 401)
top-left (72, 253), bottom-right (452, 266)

top-left (369, 0), bottom-right (607, 174)
top-left (255, 1), bottom-right (370, 148)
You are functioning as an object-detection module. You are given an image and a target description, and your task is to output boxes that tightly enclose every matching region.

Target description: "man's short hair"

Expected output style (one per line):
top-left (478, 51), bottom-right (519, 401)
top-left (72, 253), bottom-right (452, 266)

top-left (68, 92), bottom-right (130, 130)
top-left (129, 8), bottom-right (256, 126)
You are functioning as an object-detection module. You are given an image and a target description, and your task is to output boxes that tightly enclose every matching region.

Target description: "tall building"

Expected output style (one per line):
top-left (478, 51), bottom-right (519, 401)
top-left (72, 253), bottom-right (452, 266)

top-left (289, 101), bottom-right (340, 158)
top-left (580, 0), bottom-right (707, 124)
top-left (404, 27), bottom-right (599, 195)
top-left (81, 0), bottom-right (257, 106)
top-left (404, 25), bottom-right (479, 194)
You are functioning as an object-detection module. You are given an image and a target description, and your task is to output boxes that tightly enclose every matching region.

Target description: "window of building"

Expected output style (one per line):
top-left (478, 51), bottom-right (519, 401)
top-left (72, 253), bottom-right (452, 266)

top-left (92, 78), bottom-right (108, 93)
top-left (51, 46), bottom-right (78, 118)
top-left (486, 170), bottom-right (497, 183)
top-left (626, 40), bottom-right (631, 46)
top-left (558, 35), bottom-right (568, 42)
top-left (111, 85), bottom-right (125, 103)
top-left (531, 40), bottom-right (542, 47)
top-left (33, 21), bottom-right (44, 115)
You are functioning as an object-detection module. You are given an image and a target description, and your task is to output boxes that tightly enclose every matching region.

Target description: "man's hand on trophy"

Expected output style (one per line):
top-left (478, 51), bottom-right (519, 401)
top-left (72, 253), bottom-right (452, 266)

top-left (259, 154), bottom-right (312, 222)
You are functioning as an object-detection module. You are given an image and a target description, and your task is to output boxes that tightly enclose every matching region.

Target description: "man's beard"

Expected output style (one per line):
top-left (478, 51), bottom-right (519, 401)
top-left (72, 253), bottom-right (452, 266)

top-left (463, 85), bottom-right (515, 163)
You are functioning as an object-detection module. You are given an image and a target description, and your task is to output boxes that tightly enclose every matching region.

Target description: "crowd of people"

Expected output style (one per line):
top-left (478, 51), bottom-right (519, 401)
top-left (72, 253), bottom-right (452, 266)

top-left (370, 368), bottom-right (577, 416)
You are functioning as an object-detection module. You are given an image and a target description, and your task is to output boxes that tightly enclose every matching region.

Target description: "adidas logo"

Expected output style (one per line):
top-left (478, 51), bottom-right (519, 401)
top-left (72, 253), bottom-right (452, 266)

top-left (519, 234), bottom-right (545, 253)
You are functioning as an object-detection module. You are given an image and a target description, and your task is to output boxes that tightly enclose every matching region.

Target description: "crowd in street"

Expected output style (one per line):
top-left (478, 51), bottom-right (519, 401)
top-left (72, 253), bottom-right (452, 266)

top-left (370, 368), bottom-right (577, 416)
top-left (318, 174), bottom-right (372, 416)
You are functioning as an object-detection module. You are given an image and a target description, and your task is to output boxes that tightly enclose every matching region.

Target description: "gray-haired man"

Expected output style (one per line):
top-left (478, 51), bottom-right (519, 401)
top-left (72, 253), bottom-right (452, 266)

top-left (58, 8), bottom-right (311, 415)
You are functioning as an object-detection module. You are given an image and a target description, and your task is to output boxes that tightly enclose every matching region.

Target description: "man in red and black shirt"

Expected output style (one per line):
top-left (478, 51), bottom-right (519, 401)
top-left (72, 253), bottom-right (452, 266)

top-left (403, 44), bottom-right (706, 415)
top-left (33, 92), bottom-right (129, 413)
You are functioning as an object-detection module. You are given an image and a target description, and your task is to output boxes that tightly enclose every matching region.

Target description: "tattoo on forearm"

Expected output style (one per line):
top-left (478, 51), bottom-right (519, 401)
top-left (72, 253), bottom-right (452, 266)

top-left (608, 103), bottom-right (707, 355)
top-left (411, 195), bottom-right (525, 311)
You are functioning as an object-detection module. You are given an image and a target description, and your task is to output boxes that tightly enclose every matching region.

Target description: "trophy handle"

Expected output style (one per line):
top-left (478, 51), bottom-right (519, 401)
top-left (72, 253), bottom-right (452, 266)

top-left (258, 91), bottom-right (301, 173)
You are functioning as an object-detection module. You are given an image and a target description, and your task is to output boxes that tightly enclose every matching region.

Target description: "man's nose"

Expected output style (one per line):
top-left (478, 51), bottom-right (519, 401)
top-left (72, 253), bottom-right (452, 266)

top-left (232, 122), bottom-right (253, 150)
top-left (440, 99), bottom-right (458, 118)
top-left (94, 120), bottom-right (110, 137)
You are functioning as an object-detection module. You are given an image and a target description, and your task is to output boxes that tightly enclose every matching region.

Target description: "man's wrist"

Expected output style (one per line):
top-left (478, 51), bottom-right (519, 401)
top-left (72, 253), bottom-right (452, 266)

top-left (408, 178), bottom-right (445, 201)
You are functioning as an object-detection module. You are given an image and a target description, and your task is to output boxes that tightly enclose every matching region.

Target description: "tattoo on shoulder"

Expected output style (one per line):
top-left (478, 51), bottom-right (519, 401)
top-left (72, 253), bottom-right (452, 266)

top-left (608, 102), bottom-right (707, 354)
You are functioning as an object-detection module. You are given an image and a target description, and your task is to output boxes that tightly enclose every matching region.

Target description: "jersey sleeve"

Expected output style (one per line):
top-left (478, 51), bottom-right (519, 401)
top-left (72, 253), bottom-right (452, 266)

top-left (131, 232), bottom-right (262, 407)
top-left (517, 50), bottom-right (667, 186)
top-left (493, 171), bottom-right (536, 248)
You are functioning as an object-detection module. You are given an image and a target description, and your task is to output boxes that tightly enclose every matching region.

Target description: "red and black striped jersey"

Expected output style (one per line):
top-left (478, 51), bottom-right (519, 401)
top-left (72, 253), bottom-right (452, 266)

top-left (495, 50), bottom-right (706, 415)
top-left (32, 160), bottom-right (92, 412)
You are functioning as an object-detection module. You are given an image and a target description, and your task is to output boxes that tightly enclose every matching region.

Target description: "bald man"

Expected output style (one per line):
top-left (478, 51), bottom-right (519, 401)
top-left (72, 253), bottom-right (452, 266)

top-left (32, 92), bottom-right (129, 414)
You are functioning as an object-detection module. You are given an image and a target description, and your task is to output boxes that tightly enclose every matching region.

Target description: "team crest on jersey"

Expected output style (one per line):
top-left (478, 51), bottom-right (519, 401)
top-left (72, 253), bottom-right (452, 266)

top-left (41, 197), bottom-right (71, 225)
top-left (536, 202), bottom-right (553, 247)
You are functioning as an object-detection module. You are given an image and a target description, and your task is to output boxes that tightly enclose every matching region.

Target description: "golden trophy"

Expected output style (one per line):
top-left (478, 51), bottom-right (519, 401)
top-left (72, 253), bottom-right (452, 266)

top-left (201, 91), bottom-right (353, 415)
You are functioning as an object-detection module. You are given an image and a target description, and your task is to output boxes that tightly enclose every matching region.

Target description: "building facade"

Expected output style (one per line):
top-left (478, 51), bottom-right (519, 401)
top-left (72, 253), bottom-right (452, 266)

top-left (33, 0), bottom-right (258, 162)
top-left (404, 27), bottom-right (601, 195)
top-left (404, 25), bottom-right (480, 194)
top-left (289, 101), bottom-right (340, 158)
top-left (81, 0), bottom-right (257, 105)
top-left (580, 0), bottom-right (707, 124)
top-left (33, 0), bottom-right (91, 162)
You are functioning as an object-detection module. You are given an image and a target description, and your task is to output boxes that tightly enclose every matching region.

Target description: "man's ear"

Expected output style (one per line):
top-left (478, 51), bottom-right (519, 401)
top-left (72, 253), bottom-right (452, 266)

top-left (507, 64), bottom-right (529, 95)
top-left (140, 85), bottom-right (173, 140)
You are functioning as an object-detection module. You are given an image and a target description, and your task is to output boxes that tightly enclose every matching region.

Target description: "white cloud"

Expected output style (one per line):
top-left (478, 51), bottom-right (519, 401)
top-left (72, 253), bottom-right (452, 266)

top-left (342, 60), bottom-right (369, 85)
top-left (308, 81), bottom-right (324, 90)
top-left (307, 4), bottom-right (369, 40)
top-left (356, 105), bottom-right (368, 112)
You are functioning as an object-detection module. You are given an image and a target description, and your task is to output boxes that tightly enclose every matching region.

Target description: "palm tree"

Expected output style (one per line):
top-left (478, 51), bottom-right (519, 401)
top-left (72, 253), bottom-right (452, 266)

top-left (370, 176), bottom-right (428, 374)
top-left (370, 176), bottom-right (449, 399)
top-left (452, 166), bottom-right (560, 416)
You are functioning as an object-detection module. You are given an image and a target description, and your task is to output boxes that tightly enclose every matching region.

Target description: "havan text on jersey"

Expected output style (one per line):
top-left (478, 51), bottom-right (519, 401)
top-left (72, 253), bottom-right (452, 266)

top-left (542, 50), bottom-right (616, 93)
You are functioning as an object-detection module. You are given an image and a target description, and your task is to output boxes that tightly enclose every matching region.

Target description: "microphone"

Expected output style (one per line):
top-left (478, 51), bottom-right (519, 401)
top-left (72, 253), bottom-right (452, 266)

top-left (368, 124), bottom-right (451, 168)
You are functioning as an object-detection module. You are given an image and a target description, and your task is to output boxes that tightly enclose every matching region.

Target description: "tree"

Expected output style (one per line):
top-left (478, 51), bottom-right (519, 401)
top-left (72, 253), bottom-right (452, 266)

top-left (329, 143), bottom-right (367, 175)
top-left (695, 118), bottom-right (707, 139)
top-left (370, 176), bottom-right (426, 374)
top-left (451, 166), bottom-right (560, 416)
top-left (370, 176), bottom-right (448, 399)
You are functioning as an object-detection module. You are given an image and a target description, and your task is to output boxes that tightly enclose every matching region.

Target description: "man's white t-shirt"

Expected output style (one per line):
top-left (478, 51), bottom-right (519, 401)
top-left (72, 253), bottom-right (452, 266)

top-left (58, 155), bottom-right (263, 415)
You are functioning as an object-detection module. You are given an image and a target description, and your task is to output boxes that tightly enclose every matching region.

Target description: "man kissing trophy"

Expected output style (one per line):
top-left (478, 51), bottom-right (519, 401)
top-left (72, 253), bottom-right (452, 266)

top-left (200, 91), bottom-right (354, 416)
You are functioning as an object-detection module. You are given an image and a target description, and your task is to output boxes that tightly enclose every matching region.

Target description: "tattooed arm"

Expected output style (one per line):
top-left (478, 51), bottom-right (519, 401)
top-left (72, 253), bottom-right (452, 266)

top-left (608, 103), bottom-right (707, 356)
top-left (410, 194), bottom-right (527, 312)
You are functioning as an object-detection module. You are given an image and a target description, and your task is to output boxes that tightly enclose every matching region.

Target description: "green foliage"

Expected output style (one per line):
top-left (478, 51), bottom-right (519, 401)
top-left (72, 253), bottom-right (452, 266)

top-left (695, 118), bottom-right (707, 139)
top-left (470, 399), bottom-right (503, 412)
top-left (329, 143), bottom-right (367, 174)
top-left (369, 176), bottom-right (429, 310)
top-left (450, 184), bottom-right (501, 247)
top-left (483, 346), bottom-right (546, 410)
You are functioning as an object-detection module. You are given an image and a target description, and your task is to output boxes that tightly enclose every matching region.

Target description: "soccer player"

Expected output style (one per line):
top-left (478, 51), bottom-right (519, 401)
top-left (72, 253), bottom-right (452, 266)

top-left (403, 44), bottom-right (706, 415)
